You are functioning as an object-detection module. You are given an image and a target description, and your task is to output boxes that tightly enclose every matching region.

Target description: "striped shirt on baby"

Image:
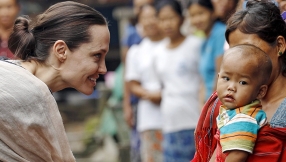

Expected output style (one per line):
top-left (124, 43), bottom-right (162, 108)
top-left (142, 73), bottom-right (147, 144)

top-left (217, 100), bottom-right (267, 153)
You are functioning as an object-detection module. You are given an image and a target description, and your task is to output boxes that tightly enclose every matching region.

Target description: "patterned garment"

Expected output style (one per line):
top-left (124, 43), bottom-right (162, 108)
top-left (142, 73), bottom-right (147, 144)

top-left (163, 129), bottom-right (196, 162)
top-left (217, 100), bottom-right (267, 153)
top-left (130, 129), bottom-right (142, 162)
top-left (140, 130), bottom-right (163, 162)
top-left (0, 40), bottom-right (15, 59)
top-left (270, 98), bottom-right (286, 128)
top-left (130, 104), bottom-right (141, 162)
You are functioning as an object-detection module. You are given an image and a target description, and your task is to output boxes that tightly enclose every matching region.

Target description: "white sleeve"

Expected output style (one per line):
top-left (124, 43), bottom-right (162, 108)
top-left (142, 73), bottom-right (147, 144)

top-left (149, 48), bottom-right (163, 89)
top-left (125, 45), bottom-right (140, 81)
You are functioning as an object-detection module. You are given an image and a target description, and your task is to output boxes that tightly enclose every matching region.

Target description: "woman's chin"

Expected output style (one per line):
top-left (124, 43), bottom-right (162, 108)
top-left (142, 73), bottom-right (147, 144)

top-left (77, 87), bottom-right (94, 95)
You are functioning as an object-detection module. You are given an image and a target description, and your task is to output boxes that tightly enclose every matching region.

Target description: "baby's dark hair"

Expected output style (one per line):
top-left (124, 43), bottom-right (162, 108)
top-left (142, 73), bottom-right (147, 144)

top-left (8, 1), bottom-right (107, 61)
top-left (223, 44), bottom-right (272, 86)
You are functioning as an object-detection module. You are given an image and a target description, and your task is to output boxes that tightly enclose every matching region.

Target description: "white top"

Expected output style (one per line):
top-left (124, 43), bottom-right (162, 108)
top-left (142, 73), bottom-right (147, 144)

top-left (153, 36), bottom-right (203, 133)
top-left (125, 38), bottom-right (166, 132)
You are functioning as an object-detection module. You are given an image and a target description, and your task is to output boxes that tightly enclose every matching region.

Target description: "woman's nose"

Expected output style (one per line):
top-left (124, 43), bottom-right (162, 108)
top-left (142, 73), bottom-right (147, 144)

top-left (98, 61), bottom-right (107, 75)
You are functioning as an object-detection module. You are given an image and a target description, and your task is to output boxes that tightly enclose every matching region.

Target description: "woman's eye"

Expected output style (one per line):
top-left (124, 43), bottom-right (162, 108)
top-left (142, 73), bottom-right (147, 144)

top-left (239, 81), bottom-right (247, 85)
top-left (94, 54), bottom-right (101, 60)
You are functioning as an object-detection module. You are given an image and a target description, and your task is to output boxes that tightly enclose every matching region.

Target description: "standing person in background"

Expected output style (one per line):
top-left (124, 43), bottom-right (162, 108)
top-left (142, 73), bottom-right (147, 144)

top-left (277, 0), bottom-right (286, 12)
top-left (188, 0), bottom-right (226, 101)
top-left (125, 4), bottom-right (165, 162)
top-left (122, 0), bottom-right (154, 161)
top-left (154, 0), bottom-right (203, 161)
top-left (211, 0), bottom-right (241, 89)
top-left (0, 0), bottom-right (20, 59)
top-left (210, 0), bottom-right (238, 23)
top-left (0, 1), bottom-right (109, 161)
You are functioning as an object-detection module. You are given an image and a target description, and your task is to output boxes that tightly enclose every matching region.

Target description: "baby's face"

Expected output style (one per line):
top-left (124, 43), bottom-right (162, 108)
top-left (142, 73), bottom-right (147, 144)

top-left (217, 55), bottom-right (261, 109)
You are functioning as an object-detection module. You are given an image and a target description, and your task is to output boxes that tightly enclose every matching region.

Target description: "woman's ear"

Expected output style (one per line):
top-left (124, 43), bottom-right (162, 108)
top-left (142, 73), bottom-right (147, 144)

top-left (256, 85), bottom-right (268, 100)
top-left (53, 40), bottom-right (68, 63)
top-left (277, 36), bottom-right (286, 55)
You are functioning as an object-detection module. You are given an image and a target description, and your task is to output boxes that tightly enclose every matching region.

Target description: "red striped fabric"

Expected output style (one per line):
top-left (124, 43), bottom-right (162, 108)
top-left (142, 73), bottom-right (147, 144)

top-left (191, 92), bottom-right (286, 162)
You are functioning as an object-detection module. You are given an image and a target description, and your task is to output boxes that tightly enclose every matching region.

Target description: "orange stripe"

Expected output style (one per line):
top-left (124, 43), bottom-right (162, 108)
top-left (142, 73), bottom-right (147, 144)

top-left (220, 135), bottom-right (256, 143)
top-left (221, 131), bottom-right (256, 138)
top-left (235, 108), bottom-right (240, 114)
top-left (220, 132), bottom-right (256, 143)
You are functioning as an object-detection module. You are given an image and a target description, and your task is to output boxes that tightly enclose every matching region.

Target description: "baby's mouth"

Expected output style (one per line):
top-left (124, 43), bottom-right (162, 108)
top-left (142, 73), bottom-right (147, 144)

top-left (225, 94), bottom-right (234, 100)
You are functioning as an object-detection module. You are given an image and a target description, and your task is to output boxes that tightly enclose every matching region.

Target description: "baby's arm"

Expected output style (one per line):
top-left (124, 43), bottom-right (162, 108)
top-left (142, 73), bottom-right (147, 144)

top-left (226, 150), bottom-right (249, 162)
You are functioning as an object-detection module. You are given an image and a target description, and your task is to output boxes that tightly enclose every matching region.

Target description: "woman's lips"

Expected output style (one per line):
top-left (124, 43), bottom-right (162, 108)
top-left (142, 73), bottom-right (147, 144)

top-left (88, 77), bottom-right (97, 86)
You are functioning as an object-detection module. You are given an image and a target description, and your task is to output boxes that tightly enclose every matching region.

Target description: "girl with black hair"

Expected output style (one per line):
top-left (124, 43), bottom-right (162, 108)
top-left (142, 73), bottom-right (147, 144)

top-left (154, 0), bottom-right (203, 161)
top-left (188, 0), bottom-right (226, 102)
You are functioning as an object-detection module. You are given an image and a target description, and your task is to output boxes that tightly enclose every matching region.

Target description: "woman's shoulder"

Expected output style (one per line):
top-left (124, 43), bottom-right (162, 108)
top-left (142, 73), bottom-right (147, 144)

top-left (0, 60), bottom-right (52, 102)
top-left (186, 35), bottom-right (204, 43)
top-left (183, 35), bottom-right (203, 51)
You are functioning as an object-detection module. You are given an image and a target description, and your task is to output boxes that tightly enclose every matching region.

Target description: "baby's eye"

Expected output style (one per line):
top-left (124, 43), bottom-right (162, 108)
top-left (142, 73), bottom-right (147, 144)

top-left (222, 76), bottom-right (229, 81)
top-left (239, 81), bottom-right (247, 85)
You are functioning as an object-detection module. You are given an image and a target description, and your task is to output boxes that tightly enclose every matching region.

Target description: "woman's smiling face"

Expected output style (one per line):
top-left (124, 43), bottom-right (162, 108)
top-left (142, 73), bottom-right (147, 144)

top-left (61, 25), bottom-right (110, 95)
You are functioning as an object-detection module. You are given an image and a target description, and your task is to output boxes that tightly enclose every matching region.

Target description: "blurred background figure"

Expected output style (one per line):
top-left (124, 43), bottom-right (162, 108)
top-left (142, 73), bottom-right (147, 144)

top-left (277, 0), bottom-right (286, 13)
top-left (122, 0), bottom-right (155, 162)
top-left (211, 0), bottom-right (239, 23)
top-left (0, 0), bottom-right (20, 59)
top-left (125, 4), bottom-right (165, 162)
top-left (154, 0), bottom-right (203, 161)
top-left (121, 0), bottom-right (154, 62)
top-left (188, 0), bottom-right (226, 102)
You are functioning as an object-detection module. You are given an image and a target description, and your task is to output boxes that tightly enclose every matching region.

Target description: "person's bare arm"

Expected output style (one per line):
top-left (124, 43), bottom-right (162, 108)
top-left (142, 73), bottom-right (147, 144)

top-left (199, 82), bottom-right (206, 111)
top-left (123, 80), bottom-right (134, 128)
top-left (209, 146), bottom-right (217, 162)
top-left (122, 45), bottom-right (134, 128)
top-left (121, 46), bottom-right (129, 64)
top-left (225, 150), bottom-right (249, 162)
top-left (129, 80), bottom-right (161, 105)
top-left (214, 55), bottom-right (223, 92)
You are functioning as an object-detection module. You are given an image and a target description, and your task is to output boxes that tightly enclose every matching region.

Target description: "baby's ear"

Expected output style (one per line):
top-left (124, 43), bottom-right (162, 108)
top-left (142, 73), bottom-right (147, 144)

top-left (257, 85), bottom-right (268, 100)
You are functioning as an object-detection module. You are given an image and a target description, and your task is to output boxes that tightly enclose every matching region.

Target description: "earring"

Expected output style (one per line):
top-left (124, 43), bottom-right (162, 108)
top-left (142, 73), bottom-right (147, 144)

top-left (279, 51), bottom-right (283, 56)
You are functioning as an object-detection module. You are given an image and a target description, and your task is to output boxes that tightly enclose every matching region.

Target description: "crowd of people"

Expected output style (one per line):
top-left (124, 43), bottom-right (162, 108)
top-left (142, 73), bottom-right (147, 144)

top-left (123, 0), bottom-right (236, 161)
top-left (123, 0), bottom-right (286, 162)
top-left (1, 0), bottom-right (286, 161)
